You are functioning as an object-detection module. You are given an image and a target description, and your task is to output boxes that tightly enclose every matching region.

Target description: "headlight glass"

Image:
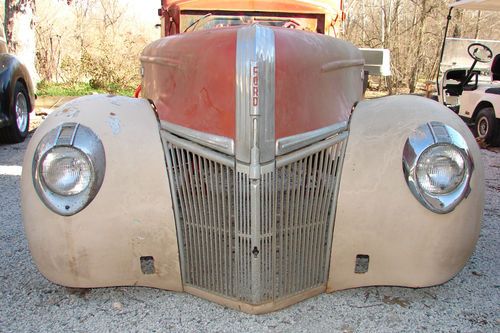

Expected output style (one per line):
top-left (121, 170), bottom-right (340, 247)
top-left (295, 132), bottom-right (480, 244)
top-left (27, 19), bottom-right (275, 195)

top-left (41, 147), bottom-right (93, 196)
top-left (416, 145), bottom-right (466, 195)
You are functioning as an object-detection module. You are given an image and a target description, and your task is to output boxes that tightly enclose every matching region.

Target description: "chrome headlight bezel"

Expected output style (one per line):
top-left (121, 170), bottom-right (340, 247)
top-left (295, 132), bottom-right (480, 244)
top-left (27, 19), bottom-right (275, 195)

top-left (403, 122), bottom-right (473, 214)
top-left (33, 123), bottom-right (106, 216)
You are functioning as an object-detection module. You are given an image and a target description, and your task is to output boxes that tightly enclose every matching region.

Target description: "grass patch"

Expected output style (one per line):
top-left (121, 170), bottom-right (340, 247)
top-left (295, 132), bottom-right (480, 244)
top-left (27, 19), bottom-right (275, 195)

top-left (37, 82), bottom-right (136, 97)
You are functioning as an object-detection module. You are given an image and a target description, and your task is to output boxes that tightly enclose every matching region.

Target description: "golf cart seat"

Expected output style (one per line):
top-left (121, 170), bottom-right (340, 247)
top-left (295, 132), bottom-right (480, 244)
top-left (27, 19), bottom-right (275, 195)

top-left (444, 69), bottom-right (480, 96)
top-left (486, 54), bottom-right (500, 95)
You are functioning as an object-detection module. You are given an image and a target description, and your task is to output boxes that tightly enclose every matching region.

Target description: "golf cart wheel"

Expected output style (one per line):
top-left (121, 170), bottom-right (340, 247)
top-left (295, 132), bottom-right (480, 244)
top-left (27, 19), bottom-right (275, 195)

top-left (475, 107), bottom-right (500, 146)
top-left (0, 81), bottom-right (30, 144)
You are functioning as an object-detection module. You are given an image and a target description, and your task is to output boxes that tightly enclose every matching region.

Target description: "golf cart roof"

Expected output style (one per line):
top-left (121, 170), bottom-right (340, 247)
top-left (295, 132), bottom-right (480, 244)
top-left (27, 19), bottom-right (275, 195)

top-left (449, 0), bottom-right (500, 11)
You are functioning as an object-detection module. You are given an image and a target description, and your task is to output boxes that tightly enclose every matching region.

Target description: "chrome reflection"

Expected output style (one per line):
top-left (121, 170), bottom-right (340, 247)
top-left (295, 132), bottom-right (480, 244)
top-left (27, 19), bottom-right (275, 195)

top-left (403, 122), bottom-right (473, 214)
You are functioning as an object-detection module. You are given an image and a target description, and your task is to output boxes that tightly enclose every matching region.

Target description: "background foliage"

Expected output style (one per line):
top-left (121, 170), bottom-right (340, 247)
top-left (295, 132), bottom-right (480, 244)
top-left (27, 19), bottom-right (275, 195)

top-left (344, 0), bottom-right (500, 93)
top-left (5, 0), bottom-right (500, 96)
top-left (34, 0), bottom-right (157, 94)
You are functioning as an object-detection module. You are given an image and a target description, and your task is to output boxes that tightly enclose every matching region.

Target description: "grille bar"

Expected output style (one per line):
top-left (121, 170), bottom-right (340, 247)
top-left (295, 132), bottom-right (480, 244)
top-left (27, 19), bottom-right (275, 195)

top-left (163, 130), bottom-right (347, 304)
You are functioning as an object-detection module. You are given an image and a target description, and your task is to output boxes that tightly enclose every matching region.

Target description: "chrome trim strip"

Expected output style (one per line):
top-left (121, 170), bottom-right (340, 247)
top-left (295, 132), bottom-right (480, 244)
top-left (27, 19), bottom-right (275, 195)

top-left (139, 56), bottom-right (182, 68)
top-left (161, 137), bottom-right (188, 285)
top-left (321, 59), bottom-right (365, 73)
top-left (235, 24), bottom-right (276, 165)
top-left (56, 123), bottom-right (79, 146)
top-left (161, 131), bottom-right (234, 168)
top-left (323, 132), bottom-right (349, 282)
top-left (402, 121), bottom-right (474, 214)
top-left (161, 120), bottom-right (235, 156)
top-left (276, 121), bottom-right (348, 156)
top-left (276, 132), bottom-right (349, 168)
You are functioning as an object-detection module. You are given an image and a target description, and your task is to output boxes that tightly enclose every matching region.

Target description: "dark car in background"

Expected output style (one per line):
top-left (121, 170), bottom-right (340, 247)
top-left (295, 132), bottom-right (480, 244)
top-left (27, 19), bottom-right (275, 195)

top-left (0, 25), bottom-right (35, 143)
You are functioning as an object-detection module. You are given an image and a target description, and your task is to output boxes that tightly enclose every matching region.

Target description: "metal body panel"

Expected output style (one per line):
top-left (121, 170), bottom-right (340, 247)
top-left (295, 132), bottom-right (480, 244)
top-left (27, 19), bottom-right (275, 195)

top-left (185, 284), bottom-right (325, 314)
top-left (22, 95), bottom-right (183, 291)
top-left (274, 29), bottom-right (363, 138)
top-left (328, 95), bottom-right (484, 291)
top-left (141, 28), bottom-right (238, 139)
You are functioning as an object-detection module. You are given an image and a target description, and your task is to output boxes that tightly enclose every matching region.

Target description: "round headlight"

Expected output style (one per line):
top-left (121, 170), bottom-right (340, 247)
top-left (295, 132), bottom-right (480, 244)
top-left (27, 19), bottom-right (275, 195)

top-left (40, 147), bottom-right (93, 196)
top-left (416, 144), bottom-right (466, 195)
top-left (33, 123), bottom-right (106, 216)
top-left (403, 122), bottom-right (473, 214)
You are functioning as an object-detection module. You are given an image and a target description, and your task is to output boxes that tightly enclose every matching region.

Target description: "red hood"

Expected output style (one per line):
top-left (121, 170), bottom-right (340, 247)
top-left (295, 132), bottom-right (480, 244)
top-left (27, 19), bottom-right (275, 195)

top-left (141, 25), bottom-right (363, 140)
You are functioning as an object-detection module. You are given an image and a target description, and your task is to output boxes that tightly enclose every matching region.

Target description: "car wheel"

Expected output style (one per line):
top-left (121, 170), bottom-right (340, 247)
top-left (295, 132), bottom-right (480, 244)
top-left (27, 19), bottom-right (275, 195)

top-left (0, 81), bottom-right (30, 143)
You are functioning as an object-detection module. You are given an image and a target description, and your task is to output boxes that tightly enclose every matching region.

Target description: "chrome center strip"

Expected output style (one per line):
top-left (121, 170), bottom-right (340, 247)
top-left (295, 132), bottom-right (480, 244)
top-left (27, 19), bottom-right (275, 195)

top-left (276, 121), bottom-right (348, 156)
top-left (235, 24), bottom-right (276, 165)
top-left (235, 24), bottom-right (276, 304)
top-left (161, 120), bottom-right (235, 156)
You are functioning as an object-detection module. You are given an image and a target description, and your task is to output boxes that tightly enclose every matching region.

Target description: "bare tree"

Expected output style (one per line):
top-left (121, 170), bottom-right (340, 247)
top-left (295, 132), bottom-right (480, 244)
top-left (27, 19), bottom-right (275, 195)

top-left (35, 0), bottom-right (155, 91)
top-left (345, 0), bottom-right (500, 94)
top-left (1, 2), bottom-right (5, 23)
top-left (5, 0), bottom-right (39, 86)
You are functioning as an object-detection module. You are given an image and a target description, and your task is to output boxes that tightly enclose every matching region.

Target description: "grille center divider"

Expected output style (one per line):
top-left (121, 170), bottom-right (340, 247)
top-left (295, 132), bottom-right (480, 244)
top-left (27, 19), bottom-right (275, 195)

top-left (162, 130), bottom-right (348, 305)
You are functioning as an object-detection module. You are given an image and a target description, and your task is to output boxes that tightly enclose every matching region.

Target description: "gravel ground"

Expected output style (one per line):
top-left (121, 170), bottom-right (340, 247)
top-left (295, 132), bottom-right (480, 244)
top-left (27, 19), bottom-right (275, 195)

top-left (0, 115), bottom-right (499, 333)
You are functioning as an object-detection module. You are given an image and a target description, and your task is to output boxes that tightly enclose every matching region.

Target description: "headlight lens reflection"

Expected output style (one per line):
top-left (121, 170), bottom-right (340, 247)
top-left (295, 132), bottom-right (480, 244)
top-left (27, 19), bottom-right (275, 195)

top-left (416, 144), bottom-right (466, 195)
top-left (41, 147), bottom-right (93, 196)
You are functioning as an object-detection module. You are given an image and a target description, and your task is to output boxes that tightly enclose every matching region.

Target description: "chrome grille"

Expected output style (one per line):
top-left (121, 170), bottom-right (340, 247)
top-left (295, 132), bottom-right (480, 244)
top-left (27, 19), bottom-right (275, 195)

top-left (163, 133), bottom-right (235, 297)
top-left (275, 142), bottom-right (344, 298)
top-left (162, 130), bottom-right (347, 304)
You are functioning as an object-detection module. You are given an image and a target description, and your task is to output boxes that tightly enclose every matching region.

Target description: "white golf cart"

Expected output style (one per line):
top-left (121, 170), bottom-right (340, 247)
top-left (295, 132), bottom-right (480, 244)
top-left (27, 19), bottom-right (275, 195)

top-left (437, 0), bottom-right (500, 145)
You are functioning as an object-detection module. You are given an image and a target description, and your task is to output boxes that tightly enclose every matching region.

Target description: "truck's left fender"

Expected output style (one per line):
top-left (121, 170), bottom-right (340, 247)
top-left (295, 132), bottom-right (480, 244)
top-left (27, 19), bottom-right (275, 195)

top-left (22, 95), bottom-right (182, 291)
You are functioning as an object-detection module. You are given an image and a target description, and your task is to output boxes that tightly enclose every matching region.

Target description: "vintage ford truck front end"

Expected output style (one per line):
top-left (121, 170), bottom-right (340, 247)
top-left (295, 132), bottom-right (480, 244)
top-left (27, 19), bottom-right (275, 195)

top-left (21, 0), bottom-right (484, 314)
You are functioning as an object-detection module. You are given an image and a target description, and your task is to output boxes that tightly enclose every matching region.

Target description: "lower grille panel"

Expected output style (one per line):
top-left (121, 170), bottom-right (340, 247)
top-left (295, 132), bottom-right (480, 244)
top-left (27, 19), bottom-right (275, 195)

top-left (163, 132), bottom-right (347, 304)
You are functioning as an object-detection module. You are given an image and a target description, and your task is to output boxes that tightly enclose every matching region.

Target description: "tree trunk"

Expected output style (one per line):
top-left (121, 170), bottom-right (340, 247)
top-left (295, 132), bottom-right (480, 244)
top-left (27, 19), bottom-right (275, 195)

top-left (5, 0), bottom-right (38, 87)
top-left (408, 0), bottom-right (427, 94)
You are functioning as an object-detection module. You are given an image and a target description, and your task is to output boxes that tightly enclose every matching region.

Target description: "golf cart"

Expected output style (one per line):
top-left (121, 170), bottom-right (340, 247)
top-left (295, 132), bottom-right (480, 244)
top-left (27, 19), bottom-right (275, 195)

top-left (437, 0), bottom-right (500, 145)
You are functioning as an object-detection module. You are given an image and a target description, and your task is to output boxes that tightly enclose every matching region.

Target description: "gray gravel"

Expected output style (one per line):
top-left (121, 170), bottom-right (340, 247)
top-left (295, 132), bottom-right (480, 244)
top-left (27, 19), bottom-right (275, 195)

top-left (0, 116), bottom-right (499, 333)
